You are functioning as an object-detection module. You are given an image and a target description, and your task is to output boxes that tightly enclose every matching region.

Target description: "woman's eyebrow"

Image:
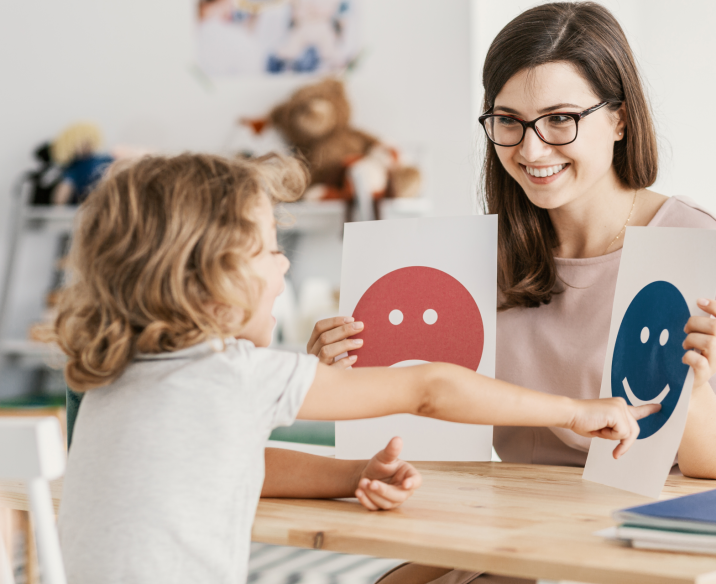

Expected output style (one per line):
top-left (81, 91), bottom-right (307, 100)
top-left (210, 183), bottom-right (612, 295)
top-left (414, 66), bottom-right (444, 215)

top-left (493, 103), bottom-right (583, 115)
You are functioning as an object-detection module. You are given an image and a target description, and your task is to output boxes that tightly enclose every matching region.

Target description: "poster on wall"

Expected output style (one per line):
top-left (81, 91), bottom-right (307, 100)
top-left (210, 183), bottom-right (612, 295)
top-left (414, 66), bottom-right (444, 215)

top-left (335, 215), bottom-right (497, 461)
top-left (583, 227), bottom-right (716, 498)
top-left (196, 0), bottom-right (362, 76)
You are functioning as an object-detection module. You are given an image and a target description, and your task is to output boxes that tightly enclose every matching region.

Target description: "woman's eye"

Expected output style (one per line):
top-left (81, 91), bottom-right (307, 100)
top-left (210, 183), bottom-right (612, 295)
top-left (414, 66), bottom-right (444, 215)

top-left (547, 115), bottom-right (572, 125)
top-left (496, 116), bottom-right (518, 126)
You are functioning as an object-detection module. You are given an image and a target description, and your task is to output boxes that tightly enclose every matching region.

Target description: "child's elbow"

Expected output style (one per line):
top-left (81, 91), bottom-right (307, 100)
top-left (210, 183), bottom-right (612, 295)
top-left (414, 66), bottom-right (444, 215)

top-left (413, 363), bottom-right (450, 418)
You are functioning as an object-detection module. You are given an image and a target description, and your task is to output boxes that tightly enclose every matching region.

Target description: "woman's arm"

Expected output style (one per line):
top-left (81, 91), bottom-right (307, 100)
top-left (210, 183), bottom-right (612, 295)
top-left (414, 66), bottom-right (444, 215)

top-left (299, 362), bottom-right (659, 458)
top-left (678, 297), bottom-right (716, 478)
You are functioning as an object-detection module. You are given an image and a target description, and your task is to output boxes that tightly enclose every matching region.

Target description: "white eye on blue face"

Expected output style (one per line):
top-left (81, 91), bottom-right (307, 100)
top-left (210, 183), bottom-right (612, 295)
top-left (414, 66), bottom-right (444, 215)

top-left (659, 329), bottom-right (669, 346)
top-left (640, 327), bottom-right (649, 343)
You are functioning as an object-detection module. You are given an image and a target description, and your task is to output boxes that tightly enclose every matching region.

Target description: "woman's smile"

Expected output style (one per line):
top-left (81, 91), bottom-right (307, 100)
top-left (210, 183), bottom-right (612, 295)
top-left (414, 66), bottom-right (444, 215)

top-left (520, 163), bottom-right (570, 185)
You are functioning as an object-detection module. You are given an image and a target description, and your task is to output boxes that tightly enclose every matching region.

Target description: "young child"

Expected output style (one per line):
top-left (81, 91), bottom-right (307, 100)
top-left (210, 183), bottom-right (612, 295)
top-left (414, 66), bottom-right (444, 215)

top-left (53, 153), bottom-right (657, 584)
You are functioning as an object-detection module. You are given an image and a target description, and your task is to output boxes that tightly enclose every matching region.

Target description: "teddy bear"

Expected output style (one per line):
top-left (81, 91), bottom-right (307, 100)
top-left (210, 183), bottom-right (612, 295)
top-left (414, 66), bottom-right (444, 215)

top-left (241, 78), bottom-right (421, 213)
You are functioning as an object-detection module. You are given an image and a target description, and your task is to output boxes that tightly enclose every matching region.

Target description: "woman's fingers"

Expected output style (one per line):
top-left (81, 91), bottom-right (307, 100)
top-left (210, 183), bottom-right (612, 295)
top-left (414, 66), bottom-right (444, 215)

top-left (307, 319), bottom-right (364, 358)
top-left (683, 331), bottom-right (716, 355)
top-left (332, 354), bottom-right (358, 369)
top-left (684, 315), bottom-right (716, 337)
top-left (694, 298), bottom-right (716, 318)
top-left (313, 338), bottom-right (363, 365)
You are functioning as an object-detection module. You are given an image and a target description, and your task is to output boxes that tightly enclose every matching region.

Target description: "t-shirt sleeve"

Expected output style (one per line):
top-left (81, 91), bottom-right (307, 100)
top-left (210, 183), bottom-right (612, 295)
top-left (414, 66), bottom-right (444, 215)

top-left (245, 347), bottom-right (319, 429)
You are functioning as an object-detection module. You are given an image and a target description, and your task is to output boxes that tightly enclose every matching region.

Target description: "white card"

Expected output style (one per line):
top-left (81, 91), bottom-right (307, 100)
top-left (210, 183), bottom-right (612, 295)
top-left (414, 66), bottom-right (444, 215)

top-left (335, 215), bottom-right (497, 461)
top-left (583, 227), bottom-right (716, 498)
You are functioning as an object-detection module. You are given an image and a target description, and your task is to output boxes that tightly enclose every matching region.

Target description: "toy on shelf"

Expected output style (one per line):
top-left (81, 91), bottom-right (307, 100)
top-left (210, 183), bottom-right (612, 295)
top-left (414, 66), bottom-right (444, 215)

top-left (240, 78), bottom-right (421, 219)
top-left (51, 122), bottom-right (114, 206)
top-left (23, 143), bottom-right (64, 206)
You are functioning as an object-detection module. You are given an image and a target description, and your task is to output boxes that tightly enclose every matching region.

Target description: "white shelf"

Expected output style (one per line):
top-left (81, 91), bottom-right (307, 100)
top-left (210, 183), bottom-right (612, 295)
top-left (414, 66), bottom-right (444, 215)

top-left (278, 198), bottom-right (432, 234)
top-left (0, 340), bottom-right (65, 368)
top-left (20, 206), bottom-right (78, 233)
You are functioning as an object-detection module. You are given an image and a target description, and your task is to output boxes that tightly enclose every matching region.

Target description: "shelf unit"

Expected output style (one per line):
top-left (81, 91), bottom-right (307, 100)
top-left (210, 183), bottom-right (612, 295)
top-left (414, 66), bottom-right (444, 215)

top-left (0, 187), bottom-right (77, 375)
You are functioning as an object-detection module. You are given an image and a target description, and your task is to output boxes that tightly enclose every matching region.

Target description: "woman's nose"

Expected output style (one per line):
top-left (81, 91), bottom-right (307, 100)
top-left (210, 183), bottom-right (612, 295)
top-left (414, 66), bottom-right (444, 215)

top-left (519, 127), bottom-right (553, 162)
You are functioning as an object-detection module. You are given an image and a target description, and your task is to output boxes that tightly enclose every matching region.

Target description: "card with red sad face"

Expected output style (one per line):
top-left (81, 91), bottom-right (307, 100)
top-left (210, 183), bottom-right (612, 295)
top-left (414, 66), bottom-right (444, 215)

top-left (336, 215), bottom-right (497, 461)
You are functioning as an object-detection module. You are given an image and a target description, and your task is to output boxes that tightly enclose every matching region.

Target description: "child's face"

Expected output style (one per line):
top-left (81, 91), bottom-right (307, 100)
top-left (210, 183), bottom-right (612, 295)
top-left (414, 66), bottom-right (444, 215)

top-left (236, 195), bottom-right (290, 347)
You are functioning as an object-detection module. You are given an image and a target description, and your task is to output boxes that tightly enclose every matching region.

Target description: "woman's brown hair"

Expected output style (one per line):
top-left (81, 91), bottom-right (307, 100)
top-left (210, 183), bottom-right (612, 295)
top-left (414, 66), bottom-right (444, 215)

top-left (479, 1), bottom-right (658, 310)
top-left (51, 152), bottom-right (307, 391)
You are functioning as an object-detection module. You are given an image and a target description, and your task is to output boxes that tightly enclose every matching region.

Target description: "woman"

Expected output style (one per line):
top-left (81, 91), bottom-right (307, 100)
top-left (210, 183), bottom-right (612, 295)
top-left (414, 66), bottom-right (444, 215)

top-left (308, 2), bottom-right (716, 583)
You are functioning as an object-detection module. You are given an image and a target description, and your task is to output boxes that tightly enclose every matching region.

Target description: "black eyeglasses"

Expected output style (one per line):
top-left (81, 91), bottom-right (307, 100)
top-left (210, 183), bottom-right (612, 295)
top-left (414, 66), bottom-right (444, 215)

top-left (478, 101), bottom-right (611, 147)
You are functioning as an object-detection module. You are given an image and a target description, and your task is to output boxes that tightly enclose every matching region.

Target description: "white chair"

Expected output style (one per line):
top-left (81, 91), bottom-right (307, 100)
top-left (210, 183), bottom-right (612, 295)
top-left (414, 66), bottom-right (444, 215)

top-left (0, 417), bottom-right (66, 584)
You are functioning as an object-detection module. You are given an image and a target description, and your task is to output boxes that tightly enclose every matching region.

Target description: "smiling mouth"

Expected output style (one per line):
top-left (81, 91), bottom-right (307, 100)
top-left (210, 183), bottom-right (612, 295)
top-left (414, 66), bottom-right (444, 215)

top-left (622, 378), bottom-right (670, 407)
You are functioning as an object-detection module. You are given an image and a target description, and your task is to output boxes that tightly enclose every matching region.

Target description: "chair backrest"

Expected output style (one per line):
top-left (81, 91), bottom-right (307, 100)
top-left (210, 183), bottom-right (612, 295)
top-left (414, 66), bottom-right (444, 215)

top-left (0, 417), bottom-right (66, 584)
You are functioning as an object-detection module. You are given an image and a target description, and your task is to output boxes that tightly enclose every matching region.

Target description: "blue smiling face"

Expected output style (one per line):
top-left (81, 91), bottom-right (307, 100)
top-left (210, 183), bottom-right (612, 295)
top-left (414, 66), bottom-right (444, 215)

top-left (611, 281), bottom-right (691, 439)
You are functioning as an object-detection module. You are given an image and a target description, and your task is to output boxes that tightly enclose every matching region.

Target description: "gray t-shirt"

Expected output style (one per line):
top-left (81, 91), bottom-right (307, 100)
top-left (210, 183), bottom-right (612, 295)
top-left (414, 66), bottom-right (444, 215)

top-left (59, 339), bottom-right (318, 584)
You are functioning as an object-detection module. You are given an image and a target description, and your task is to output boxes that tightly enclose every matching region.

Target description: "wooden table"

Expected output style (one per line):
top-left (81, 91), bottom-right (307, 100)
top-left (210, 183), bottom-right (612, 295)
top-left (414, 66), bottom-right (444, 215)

top-left (2, 462), bottom-right (716, 584)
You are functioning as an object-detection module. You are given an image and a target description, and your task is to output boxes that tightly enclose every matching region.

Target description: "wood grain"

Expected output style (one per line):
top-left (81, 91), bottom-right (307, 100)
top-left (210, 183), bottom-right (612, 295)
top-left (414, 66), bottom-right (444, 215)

top-left (1, 462), bottom-right (715, 583)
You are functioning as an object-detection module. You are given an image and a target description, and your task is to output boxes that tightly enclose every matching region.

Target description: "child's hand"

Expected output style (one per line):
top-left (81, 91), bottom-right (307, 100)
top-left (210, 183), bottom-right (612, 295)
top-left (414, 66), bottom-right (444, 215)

top-left (568, 398), bottom-right (661, 459)
top-left (682, 297), bottom-right (716, 390)
top-left (354, 437), bottom-right (422, 511)
top-left (307, 316), bottom-right (364, 368)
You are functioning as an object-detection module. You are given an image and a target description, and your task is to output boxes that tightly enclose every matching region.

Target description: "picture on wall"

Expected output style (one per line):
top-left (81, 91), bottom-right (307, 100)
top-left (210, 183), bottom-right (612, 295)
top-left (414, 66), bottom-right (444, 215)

top-left (196, 0), bottom-right (362, 76)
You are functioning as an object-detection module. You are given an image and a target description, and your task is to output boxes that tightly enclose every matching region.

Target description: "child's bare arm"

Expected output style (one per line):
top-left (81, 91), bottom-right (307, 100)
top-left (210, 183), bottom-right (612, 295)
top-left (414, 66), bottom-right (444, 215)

top-left (299, 362), bottom-right (660, 458)
top-left (262, 437), bottom-right (421, 510)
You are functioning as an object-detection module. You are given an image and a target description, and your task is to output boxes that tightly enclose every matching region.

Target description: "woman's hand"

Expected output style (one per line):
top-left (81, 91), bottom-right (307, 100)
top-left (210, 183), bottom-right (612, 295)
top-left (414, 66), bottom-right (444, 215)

top-left (307, 316), bottom-right (364, 368)
top-left (354, 437), bottom-right (422, 511)
top-left (683, 298), bottom-right (716, 389)
top-left (568, 398), bottom-right (661, 459)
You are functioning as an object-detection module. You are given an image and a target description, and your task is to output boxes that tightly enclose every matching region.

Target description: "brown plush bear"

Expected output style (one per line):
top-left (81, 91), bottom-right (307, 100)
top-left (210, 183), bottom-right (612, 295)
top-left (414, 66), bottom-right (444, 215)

top-left (242, 78), bottom-right (421, 206)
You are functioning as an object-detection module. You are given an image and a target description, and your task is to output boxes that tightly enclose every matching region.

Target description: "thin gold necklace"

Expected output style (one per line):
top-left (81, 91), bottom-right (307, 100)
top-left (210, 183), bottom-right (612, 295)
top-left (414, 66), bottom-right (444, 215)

top-left (604, 190), bottom-right (637, 255)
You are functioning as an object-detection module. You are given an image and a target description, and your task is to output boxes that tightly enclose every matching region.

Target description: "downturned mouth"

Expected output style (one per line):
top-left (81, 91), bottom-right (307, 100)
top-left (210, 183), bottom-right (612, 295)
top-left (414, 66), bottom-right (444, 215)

top-left (622, 378), bottom-right (670, 407)
top-left (390, 360), bottom-right (430, 368)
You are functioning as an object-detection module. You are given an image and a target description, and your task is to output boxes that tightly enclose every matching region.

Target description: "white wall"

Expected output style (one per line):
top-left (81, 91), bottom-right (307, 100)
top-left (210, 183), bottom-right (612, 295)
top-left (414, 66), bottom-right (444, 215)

top-left (471, 0), bottom-right (716, 211)
top-left (0, 0), bottom-right (473, 343)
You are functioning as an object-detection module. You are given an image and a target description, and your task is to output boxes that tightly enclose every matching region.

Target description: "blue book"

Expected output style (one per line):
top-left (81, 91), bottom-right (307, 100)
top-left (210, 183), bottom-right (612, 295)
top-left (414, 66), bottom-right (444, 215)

top-left (613, 489), bottom-right (716, 534)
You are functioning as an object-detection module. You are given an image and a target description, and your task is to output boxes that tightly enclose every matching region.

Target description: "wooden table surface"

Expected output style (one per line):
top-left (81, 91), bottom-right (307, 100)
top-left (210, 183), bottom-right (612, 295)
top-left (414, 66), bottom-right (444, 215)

top-left (2, 462), bottom-right (716, 584)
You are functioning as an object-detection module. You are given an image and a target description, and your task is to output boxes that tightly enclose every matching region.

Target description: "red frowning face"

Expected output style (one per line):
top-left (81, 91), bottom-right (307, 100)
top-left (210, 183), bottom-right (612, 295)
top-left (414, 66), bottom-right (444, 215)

top-left (349, 266), bottom-right (484, 370)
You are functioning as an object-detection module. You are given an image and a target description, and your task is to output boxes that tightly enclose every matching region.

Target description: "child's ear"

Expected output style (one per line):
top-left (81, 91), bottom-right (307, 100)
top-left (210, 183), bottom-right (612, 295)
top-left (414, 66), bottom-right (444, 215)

top-left (207, 302), bottom-right (246, 334)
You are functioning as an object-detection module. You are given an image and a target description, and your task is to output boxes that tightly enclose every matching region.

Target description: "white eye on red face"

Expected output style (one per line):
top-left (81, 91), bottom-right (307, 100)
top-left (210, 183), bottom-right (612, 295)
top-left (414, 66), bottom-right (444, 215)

top-left (388, 309), bottom-right (438, 326)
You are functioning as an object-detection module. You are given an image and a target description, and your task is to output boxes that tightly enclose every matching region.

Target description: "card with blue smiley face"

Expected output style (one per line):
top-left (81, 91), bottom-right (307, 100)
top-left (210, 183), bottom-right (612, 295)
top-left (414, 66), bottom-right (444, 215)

top-left (611, 281), bottom-right (691, 439)
top-left (583, 225), bottom-right (716, 499)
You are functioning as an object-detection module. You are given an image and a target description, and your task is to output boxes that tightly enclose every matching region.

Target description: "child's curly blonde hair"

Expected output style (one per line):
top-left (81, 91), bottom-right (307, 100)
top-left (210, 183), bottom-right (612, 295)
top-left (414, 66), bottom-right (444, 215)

top-left (52, 152), bottom-right (307, 391)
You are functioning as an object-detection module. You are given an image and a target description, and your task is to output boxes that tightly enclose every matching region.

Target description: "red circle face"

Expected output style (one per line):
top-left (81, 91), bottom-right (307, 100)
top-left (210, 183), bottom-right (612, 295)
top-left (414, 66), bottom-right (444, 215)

top-left (349, 266), bottom-right (484, 370)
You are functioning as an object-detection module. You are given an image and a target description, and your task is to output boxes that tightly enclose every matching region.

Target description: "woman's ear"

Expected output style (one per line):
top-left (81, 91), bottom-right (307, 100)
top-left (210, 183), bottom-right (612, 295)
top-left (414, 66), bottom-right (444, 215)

top-left (614, 103), bottom-right (627, 141)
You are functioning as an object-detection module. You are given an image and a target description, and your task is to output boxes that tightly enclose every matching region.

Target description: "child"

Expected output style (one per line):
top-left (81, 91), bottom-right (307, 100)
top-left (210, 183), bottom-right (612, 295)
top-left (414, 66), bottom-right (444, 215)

top-left (53, 153), bottom-right (656, 584)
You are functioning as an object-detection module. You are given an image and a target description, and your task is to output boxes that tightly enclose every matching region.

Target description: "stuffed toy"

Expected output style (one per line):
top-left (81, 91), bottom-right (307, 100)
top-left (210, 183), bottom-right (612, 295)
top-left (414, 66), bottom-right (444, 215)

top-left (241, 78), bottom-right (421, 210)
top-left (51, 122), bottom-right (114, 205)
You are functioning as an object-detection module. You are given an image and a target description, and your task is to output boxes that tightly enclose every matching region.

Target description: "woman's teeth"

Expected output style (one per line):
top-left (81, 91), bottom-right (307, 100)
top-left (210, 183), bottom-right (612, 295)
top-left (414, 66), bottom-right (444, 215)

top-left (525, 164), bottom-right (566, 177)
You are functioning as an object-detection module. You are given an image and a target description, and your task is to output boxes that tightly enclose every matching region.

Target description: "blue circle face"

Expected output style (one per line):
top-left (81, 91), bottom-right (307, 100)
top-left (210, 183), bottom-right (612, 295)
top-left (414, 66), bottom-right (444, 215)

top-left (611, 281), bottom-right (690, 439)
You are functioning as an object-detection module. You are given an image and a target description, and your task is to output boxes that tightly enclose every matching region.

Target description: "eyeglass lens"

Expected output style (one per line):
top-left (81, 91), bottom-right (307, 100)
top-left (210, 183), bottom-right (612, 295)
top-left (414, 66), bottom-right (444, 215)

top-left (484, 114), bottom-right (577, 146)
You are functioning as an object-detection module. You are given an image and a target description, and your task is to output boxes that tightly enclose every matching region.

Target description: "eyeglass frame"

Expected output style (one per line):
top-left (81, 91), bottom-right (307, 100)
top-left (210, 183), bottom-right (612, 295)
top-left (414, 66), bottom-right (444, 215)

top-left (478, 101), bottom-right (614, 147)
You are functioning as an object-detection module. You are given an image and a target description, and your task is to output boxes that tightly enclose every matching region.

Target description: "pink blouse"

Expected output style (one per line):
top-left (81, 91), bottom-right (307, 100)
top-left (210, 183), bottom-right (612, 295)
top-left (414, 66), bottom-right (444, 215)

top-left (494, 196), bottom-right (716, 466)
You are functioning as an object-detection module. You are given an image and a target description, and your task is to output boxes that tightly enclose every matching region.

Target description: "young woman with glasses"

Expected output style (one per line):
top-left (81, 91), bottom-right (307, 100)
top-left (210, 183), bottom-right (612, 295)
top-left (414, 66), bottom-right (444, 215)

top-left (310, 3), bottom-right (716, 582)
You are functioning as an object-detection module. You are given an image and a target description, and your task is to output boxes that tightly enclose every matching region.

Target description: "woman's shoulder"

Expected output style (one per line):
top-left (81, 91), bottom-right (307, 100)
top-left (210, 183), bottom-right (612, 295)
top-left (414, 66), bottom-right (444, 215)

top-left (649, 195), bottom-right (716, 229)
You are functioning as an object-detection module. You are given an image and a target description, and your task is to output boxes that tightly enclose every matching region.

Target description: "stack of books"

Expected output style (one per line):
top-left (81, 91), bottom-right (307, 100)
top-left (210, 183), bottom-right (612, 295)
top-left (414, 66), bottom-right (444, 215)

top-left (600, 489), bottom-right (716, 554)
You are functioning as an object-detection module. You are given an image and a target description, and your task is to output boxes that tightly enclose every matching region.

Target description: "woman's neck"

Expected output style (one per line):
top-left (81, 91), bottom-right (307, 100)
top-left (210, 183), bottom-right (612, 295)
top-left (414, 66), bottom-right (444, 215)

top-left (549, 174), bottom-right (642, 259)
